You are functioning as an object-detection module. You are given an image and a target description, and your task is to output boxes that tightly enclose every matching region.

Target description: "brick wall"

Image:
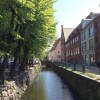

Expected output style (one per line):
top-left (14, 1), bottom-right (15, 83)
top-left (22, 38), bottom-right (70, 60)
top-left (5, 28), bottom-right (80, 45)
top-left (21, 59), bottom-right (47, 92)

top-left (94, 15), bottom-right (100, 66)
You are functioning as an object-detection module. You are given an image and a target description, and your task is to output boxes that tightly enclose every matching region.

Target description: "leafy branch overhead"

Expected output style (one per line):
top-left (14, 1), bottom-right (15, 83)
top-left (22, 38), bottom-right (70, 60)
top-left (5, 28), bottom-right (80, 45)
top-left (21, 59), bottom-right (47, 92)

top-left (0, 0), bottom-right (57, 59)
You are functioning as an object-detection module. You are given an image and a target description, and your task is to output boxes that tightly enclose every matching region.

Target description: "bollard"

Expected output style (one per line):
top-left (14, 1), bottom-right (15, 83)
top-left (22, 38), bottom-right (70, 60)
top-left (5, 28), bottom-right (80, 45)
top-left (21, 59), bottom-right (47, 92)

top-left (73, 64), bottom-right (76, 71)
top-left (82, 64), bottom-right (85, 73)
top-left (98, 64), bottom-right (100, 75)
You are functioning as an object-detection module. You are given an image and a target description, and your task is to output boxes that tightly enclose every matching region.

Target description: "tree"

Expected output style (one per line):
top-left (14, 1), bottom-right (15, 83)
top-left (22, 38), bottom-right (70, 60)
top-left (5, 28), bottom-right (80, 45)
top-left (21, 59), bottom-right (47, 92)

top-left (0, 0), bottom-right (57, 79)
top-left (18, 0), bottom-right (57, 72)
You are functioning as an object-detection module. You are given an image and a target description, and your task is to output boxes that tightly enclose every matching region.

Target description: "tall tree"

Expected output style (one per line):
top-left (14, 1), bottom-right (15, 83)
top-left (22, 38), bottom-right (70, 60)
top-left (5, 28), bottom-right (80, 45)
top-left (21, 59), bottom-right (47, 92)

top-left (0, 0), bottom-right (57, 78)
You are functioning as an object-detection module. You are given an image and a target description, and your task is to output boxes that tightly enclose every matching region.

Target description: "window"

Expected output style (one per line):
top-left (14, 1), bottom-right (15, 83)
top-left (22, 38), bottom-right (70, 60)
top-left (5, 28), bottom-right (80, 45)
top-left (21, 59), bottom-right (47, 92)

top-left (58, 51), bottom-right (59, 54)
top-left (58, 55), bottom-right (61, 58)
top-left (66, 44), bottom-right (67, 48)
top-left (68, 50), bottom-right (70, 55)
top-left (73, 39), bottom-right (74, 43)
top-left (76, 48), bottom-right (77, 55)
top-left (75, 48), bottom-right (76, 55)
top-left (74, 49), bottom-right (75, 55)
top-left (77, 47), bottom-right (80, 54)
top-left (74, 37), bottom-right (76, 42)
top-left (89, 54), bottom-right (94, 64)
top-left (89, 26), bottom-right (94, 37)
top-left (89, 39), bottom-right (94, 50)
top-left (84, 55), bottom-right (87, 63)
top-left (82, 42), bottom-right (86, 51)
top-left (68, 43), bottom-right (70, 47)
top-left (72, 40), bottom-right (73, 44)
top-left (66, 51), bottom-right (68, 56)
top-left (82, 31), bottom-right (86, 41)
top-left (94, 22), bottom-right (97, 28)
top-left (73, 50), bottom-right (74, 55)
top-left (77, 36), bottom-right (79, 41)
top-left (95, 37), bottom-right (99, 49)
top-left (71, 50), bottom-right (73, 55)
top-left (84, 42), bottom-right (86, 51)
top-left (70, 41), bottom-right (72, 45)
top-left (94, 22), bottom-right (97, 33)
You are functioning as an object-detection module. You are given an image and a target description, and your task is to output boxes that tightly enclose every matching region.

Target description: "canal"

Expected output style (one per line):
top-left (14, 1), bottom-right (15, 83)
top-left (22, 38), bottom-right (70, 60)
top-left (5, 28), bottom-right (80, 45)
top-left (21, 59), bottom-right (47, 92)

top-left (21, 69), bottom-right (80, 100)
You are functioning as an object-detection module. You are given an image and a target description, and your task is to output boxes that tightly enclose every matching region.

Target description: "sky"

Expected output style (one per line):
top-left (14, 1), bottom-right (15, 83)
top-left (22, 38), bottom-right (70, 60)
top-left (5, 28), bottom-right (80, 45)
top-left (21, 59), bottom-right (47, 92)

top-left (53, 0), bottom-right (100, 37)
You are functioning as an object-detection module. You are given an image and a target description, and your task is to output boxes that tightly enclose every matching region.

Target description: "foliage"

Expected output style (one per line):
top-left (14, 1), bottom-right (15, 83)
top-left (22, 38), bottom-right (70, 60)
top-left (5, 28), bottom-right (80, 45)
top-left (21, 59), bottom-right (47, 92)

top-left (0, 0), bottom-right (57, 76)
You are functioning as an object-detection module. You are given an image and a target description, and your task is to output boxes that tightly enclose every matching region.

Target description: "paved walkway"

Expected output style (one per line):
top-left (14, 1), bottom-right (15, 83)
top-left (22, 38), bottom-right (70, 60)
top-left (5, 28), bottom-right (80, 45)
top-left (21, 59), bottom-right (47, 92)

top-left (54, 62), bottom-right (100, 75)
top-left (72, 65), bottom-right (100, 75)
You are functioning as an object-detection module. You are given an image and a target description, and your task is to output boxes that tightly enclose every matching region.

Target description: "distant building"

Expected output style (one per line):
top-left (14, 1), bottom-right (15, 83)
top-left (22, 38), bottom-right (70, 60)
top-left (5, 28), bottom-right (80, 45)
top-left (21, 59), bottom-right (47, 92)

top-left (65, 24), bottom-right (82, 64)
top-left (48, 38), bottom-right (61, 62)
top-left (48, 12), bottom-right (100, 67)
top-left (61, 25), bottom-right (74, 62)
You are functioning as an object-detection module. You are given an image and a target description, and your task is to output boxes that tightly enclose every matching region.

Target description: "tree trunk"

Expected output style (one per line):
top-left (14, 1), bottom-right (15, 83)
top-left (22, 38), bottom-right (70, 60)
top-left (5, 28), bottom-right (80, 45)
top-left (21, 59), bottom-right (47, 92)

top-left (9, 22), bottom-right (25, 77)
top-left (19, 47), bottom-right (29, 73)
top-left (10, 6), bottom-right (16, 30)
top-left (0, 55), bottom-right (8, 84)
top-left (9, 42), bottom-right (21, 78)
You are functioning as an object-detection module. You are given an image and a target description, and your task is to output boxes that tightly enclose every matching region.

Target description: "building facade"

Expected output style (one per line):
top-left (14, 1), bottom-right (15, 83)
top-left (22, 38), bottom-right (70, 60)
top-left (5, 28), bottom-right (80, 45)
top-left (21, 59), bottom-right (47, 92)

top-left (65, 24), bottom-right (81, 64)
top-left (48, 12), bottom-right (100, 67)
top-left (61, 25), bottom-right (74, 62)
top-left (81, 13), bottom-right (100, 66)
top-left (94, 14), bottom-right (100, 66)
top-left (48, 38), bottom-right (61, 62)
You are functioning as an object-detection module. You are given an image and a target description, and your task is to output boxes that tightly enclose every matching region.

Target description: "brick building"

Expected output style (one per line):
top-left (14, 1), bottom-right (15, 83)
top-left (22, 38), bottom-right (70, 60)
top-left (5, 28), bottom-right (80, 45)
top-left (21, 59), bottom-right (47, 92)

top-left (61, 25), bottom-right (74, 62)
top-left (94, 14), bottom-right (100, 66)
top-left (65, 24), bottom-right (82, 64)
top-left (49, 12), bottom-right (100, 67)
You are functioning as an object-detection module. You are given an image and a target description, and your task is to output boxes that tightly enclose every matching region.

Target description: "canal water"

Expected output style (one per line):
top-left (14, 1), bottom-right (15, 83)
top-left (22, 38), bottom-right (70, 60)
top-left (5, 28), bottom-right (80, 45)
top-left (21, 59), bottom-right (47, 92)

top-left (21, 69), bottom-right (79, 100)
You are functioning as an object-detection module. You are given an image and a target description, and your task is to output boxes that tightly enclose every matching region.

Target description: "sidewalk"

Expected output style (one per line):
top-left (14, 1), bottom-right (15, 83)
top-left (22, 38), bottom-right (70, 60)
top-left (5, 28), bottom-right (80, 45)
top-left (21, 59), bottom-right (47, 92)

top-left (72, 65), bottom-right (100, 75)
top-left (54, 62), bottom-right (100, 75)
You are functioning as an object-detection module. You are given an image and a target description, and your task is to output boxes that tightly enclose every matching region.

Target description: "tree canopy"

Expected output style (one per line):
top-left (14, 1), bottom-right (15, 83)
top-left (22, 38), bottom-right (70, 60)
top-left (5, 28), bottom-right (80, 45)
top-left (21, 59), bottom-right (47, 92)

top-left (0, 0), bottom-right (57, 74)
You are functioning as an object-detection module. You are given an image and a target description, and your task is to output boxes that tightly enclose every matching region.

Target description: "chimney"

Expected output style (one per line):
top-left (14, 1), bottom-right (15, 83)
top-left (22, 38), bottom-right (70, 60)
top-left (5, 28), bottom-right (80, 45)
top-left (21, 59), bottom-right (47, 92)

top-left (90, 12), bottom-right (93, 15)
top-left (61, 25), bottom-right (63, 29)
top-left (61, 25), bottom-right (64, 37)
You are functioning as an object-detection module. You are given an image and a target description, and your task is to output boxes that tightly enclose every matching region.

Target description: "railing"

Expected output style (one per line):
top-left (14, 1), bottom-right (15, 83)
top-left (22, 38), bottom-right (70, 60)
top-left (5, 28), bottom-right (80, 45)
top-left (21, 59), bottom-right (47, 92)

top-left (53, 61), bottom-right (100, 75)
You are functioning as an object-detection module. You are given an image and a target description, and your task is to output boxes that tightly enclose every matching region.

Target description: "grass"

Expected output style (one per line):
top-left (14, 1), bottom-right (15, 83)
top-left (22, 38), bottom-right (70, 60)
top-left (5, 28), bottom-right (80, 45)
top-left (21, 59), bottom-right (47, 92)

top-left (58, 65), bottom-right (100, 81)
top-left (83, 73), bottom-right (96, 79)
top-left (62, 66), bottom-right (100, 81)
top-left (67, 67), bottom-right (73, 71)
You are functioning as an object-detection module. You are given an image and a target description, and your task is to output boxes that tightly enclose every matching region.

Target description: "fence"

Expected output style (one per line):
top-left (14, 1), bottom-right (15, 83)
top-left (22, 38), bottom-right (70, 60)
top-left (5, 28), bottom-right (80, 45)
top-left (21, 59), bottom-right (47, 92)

top-left (53, 61), bottom-right (100, 75)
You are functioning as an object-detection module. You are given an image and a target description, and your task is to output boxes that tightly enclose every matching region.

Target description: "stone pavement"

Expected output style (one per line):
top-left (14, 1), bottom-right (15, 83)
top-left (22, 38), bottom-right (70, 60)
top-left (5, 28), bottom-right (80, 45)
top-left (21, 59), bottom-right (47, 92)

top-left (73, 65), bottom-right (100, 75)
top-left (54, 62), bottom-right (100, 75)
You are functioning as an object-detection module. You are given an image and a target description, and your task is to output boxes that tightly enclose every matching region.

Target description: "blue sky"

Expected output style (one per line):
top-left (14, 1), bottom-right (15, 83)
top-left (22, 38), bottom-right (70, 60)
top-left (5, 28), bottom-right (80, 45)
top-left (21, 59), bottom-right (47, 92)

top-left (54, 0), bottom-right (100, 37)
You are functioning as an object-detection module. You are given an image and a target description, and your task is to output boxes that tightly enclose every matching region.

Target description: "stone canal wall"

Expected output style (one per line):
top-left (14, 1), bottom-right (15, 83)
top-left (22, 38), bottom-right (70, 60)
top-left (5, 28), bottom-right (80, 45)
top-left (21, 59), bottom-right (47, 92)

top-left (49, 62), bottom-right (100, 100)
top-left (0, 65), bottom-right (41, 100)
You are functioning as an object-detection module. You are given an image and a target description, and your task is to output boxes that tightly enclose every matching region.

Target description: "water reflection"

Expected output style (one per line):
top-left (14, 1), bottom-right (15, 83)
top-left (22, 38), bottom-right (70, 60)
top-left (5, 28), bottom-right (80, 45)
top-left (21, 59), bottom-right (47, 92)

top-left (21, 69), bottom-right (78, 100)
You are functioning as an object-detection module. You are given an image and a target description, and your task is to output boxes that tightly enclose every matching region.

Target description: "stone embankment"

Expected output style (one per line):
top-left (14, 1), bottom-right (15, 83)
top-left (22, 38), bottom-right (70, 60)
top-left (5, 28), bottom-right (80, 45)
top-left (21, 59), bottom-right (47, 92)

top-left (48, 62), bottom-right (100, 100)
top-left (0, 64), bottom-right (41, 100)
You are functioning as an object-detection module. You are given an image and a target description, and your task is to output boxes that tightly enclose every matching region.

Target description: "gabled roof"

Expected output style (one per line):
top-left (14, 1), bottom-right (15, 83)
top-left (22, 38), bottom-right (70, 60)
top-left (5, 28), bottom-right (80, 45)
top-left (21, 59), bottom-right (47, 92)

top-left (62, 27), bottom-right (74, 41)
top-left (66, 23), bottom-right (82, 42)
top-left (86, 12), bottom-right (100, 19)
